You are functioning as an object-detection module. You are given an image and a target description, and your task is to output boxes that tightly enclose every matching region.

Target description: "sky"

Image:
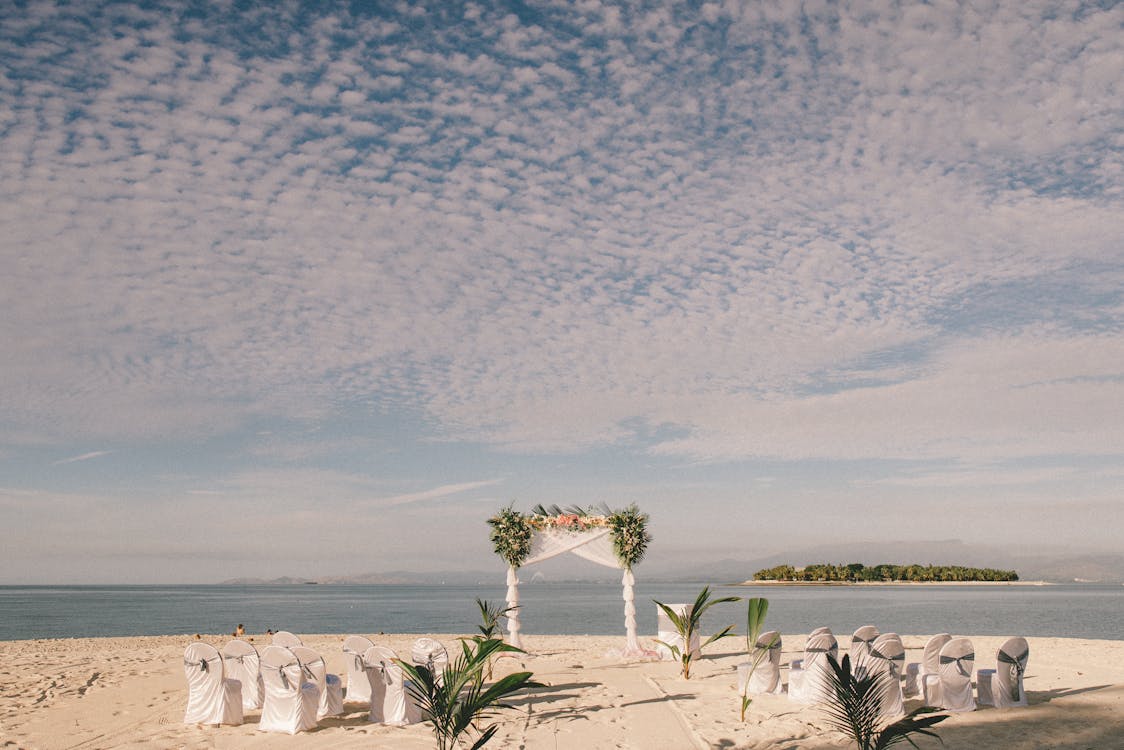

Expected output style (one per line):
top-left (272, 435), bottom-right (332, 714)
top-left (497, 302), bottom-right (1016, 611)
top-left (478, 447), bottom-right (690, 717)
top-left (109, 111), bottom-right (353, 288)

top-left (1, 0), bottom-right (1121, 584)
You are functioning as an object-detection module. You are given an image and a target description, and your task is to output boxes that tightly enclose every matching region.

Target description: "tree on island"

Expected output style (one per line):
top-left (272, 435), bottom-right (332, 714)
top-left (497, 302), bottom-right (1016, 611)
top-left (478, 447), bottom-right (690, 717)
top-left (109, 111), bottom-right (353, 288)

top-left (753, 563), bottom-right (1018, 582)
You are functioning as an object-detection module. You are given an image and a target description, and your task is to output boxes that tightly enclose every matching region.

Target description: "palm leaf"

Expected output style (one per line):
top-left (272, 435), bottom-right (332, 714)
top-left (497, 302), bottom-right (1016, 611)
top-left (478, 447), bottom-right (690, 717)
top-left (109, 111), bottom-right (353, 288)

top-left (745, 597), bottom-right (769, 651)
top-left (702, 624), bottom-right (735, 649)
top-left (873, 709), bottom-right (947, 749)
top-left (653, 586), bottom-right (738, 679)
top-left (823, 654), bottom-right (947, 750)
top-left (823, 654), bottom-right (887, 749)
top-left (398, 636), bottom-right (541, 750)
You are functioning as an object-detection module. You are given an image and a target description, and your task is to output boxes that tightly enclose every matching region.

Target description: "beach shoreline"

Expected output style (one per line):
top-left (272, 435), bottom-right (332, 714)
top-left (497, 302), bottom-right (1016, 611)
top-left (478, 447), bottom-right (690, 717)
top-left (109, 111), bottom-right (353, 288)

top-left (3, 631), bottom-right (1122, 749)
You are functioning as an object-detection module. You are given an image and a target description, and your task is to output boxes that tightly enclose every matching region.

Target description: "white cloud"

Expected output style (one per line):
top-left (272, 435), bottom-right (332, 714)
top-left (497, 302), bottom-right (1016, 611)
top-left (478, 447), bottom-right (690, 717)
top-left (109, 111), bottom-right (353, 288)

top-left (0, 1), bottom-right (1121, 579)
top-left (52, 450), bottom-right (112, 465)
top-left (371, 479), bottom-right (505, 508)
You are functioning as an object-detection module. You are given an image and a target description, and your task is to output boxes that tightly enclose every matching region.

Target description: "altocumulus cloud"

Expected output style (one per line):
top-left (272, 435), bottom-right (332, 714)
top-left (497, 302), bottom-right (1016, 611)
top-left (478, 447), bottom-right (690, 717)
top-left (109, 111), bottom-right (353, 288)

top-left (0, 0), bottom-right (1121, 469)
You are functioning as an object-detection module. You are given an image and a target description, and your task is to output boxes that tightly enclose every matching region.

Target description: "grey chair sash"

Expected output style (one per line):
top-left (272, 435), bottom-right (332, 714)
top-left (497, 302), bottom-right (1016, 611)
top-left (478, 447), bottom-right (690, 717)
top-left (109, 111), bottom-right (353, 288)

top-left (343, 647), bottom-right (366, 672)
top-left (184, 657), bottom-right (212, 672)
top-left (939, 653), bottom-right (974, 676)
top-left (997, 648), bottom-right (1027, 701)
top-left (374, 662), bottom-right (392, 685)
top-left (997, 648), bottom-right (1028, 674)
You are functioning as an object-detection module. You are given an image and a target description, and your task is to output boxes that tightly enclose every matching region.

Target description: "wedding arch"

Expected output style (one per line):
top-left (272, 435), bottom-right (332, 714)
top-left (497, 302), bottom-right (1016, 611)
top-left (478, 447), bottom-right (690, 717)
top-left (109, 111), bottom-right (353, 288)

top-left (488, 504), bottom-right (651, 651)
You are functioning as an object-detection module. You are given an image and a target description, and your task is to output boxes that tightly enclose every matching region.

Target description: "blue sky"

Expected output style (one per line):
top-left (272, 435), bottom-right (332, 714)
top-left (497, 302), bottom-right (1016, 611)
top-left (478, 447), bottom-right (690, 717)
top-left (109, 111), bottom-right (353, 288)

top-left (1, 0), bottom-right (1121, 583)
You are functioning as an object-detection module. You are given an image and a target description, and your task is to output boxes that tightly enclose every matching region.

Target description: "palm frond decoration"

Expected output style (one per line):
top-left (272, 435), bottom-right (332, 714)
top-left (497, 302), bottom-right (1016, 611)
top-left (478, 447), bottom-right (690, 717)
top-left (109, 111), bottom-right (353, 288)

top-left (399, 637), bottom-right (542, 750)
top-left (823, 653), bottom-right (947, 750)
top-left (653, 586), bottom-right (739, 679)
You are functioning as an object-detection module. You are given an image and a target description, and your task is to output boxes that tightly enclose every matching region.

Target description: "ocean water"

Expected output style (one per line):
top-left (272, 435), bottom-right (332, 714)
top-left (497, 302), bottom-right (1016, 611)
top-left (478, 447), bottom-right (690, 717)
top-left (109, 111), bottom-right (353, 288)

top-left (1, 582), bottom-right (1121, 642)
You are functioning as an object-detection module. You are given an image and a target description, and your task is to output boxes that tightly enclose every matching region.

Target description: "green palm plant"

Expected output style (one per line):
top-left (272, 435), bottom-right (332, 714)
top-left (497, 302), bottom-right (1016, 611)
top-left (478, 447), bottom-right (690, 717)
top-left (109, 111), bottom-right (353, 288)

top-left (823, 653), bottom-right (947, 750)
top-left (473, 598), bottom-right (515, 640)
top-left (654, 586), bottom-right (739, 679)
top-left (398, 637), bottom-right (542, 750)
top-left (472, 598), bottom-right (517, 679)
top-left (738, 597), bottom-right (777, 721)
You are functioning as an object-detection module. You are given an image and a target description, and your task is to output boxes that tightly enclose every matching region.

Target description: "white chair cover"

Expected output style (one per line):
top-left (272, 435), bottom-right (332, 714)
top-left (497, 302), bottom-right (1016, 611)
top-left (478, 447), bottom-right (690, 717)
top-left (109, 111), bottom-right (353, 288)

top-left (221, 639), bottom-right (263, 710)
top-left (183, 642), bottom-right (243, 725)
top-left (291, 645), bottom-right (344, 718)
top-left (271, 631), bottom-right (302, 648)
top-left (655, 603), bottom-right (700, 661)
top-left (916, 633), bottom-right (952, 702)
top-left (923, 633), bottom-right (953, 676)
top-left (991, 637), bottom-right (1029, 708)
top-left (258, 645), bottom-right (319, 734)
top-left (868, 634), bottom-right (905, 717)
top-left (788, 632), bottom-right (838, 704)
top-left (849, 625), bottom-right (880, 666)
top-left (737, 630), bottom-right (782, 695)
top-left (790, 627), bottom-right (831, 672)
top-left (937, 638), bottom-right (976, 712)
top-left (873, 633), bottom-right (904, 669)
top-left (342, 635), bottom-right (376, 704)
top-left (411, 638), bottom-right (449, 687)
top-left (364, 645), bottom-right (421, 726)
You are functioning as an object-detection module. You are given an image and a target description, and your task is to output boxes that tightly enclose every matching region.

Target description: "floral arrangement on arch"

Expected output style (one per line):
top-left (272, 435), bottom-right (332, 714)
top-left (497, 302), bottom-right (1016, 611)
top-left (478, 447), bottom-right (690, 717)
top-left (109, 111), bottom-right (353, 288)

top-left (488, 506), bottom-right (534, 568)
top-left (528, 506), bottom-right (609, 531)
top-left (488, 503), bottom-right (651, 570)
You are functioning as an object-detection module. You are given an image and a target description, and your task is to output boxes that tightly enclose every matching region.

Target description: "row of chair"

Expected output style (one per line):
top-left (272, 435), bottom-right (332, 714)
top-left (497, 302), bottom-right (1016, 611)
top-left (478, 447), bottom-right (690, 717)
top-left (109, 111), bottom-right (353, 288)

top-left (183, 631), bottom-right (450, 733)
top-left (911, 632), bottom-right (1030, 712)
top-left (735, 625), bottom-right (1029, 717)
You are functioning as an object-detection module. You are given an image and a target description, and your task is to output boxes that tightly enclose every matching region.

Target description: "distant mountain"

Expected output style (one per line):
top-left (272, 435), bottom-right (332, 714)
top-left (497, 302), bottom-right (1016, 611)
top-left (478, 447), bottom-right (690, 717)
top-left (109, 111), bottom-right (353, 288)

top-left (219, 542), bottom-right (1124, 586)
top-left (1015, 554), bottom-right (1124, 584)
top-left (219, 576), bottom-right (318, 585)
top-left (220, 570), bottom-right (503, 586)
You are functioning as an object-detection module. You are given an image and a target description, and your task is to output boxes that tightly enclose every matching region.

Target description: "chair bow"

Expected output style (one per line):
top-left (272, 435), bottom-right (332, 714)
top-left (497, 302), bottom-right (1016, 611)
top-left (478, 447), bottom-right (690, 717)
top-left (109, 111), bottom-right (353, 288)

top-left (184, 658), bottom-right (210, 672)
top-left (997, 648), bottom-right (1027, 701)
top-left (375, 662), bottom-right (392, 685)
top-left (939, 653), bottom-right (974, 676)
top-left (278, 666), bottom-right (291, 690)
top-left (997, 649), bottom-right (1028, 674)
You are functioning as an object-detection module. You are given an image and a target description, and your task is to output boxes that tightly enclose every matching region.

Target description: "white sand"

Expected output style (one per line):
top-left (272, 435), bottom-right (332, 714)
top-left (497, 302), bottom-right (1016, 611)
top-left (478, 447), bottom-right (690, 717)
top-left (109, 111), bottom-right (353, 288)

top-left (2, 632), bottom-right (1122, 749)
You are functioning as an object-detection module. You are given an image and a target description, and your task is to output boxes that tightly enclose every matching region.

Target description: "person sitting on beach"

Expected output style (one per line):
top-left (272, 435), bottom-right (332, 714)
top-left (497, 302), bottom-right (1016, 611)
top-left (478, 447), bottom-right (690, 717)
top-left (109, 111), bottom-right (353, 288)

top-left (236, 624), bottom-right (245, 636)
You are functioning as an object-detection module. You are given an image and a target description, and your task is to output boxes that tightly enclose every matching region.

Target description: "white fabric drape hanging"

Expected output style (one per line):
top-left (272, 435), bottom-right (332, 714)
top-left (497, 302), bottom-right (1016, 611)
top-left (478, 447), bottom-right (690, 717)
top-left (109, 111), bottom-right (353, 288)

top-left (504, 527), bottom-right (640, 653)
top-left (505, 566), bottom-right (522, 648)
top-left (523, 528), bottom-right (614, 566)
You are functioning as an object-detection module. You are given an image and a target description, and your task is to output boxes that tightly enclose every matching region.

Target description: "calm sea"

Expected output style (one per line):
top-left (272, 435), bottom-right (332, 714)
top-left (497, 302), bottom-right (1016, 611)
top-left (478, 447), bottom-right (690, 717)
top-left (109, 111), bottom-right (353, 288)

top-left (1, 582), bottom-right (1121, 642)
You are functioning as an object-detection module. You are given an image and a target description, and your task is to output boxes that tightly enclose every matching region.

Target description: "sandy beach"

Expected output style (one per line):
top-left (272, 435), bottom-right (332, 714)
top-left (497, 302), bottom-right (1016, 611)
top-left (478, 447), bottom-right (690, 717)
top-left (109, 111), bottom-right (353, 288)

top-left (2, 632), bottom-right (1122, 749)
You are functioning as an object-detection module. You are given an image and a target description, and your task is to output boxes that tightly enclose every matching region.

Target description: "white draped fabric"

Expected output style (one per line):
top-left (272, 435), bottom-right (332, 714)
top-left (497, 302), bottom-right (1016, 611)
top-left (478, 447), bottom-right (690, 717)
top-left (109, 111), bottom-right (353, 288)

top-left (258, 646), bottom-right (318, 734)
top-left (221, 639), bottom-right (264, 710)
top-left (505, 528), bottom-right (639, 653)
top-left (183, 642), bottom-right (243, 726)
top-left (342, 635), bottom-right (375, 704)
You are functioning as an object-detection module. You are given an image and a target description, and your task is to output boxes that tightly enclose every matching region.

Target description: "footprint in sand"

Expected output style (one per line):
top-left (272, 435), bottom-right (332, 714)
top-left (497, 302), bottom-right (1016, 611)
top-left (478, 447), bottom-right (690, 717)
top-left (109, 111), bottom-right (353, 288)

top-left (77, 672), bottom-right (101, 696)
